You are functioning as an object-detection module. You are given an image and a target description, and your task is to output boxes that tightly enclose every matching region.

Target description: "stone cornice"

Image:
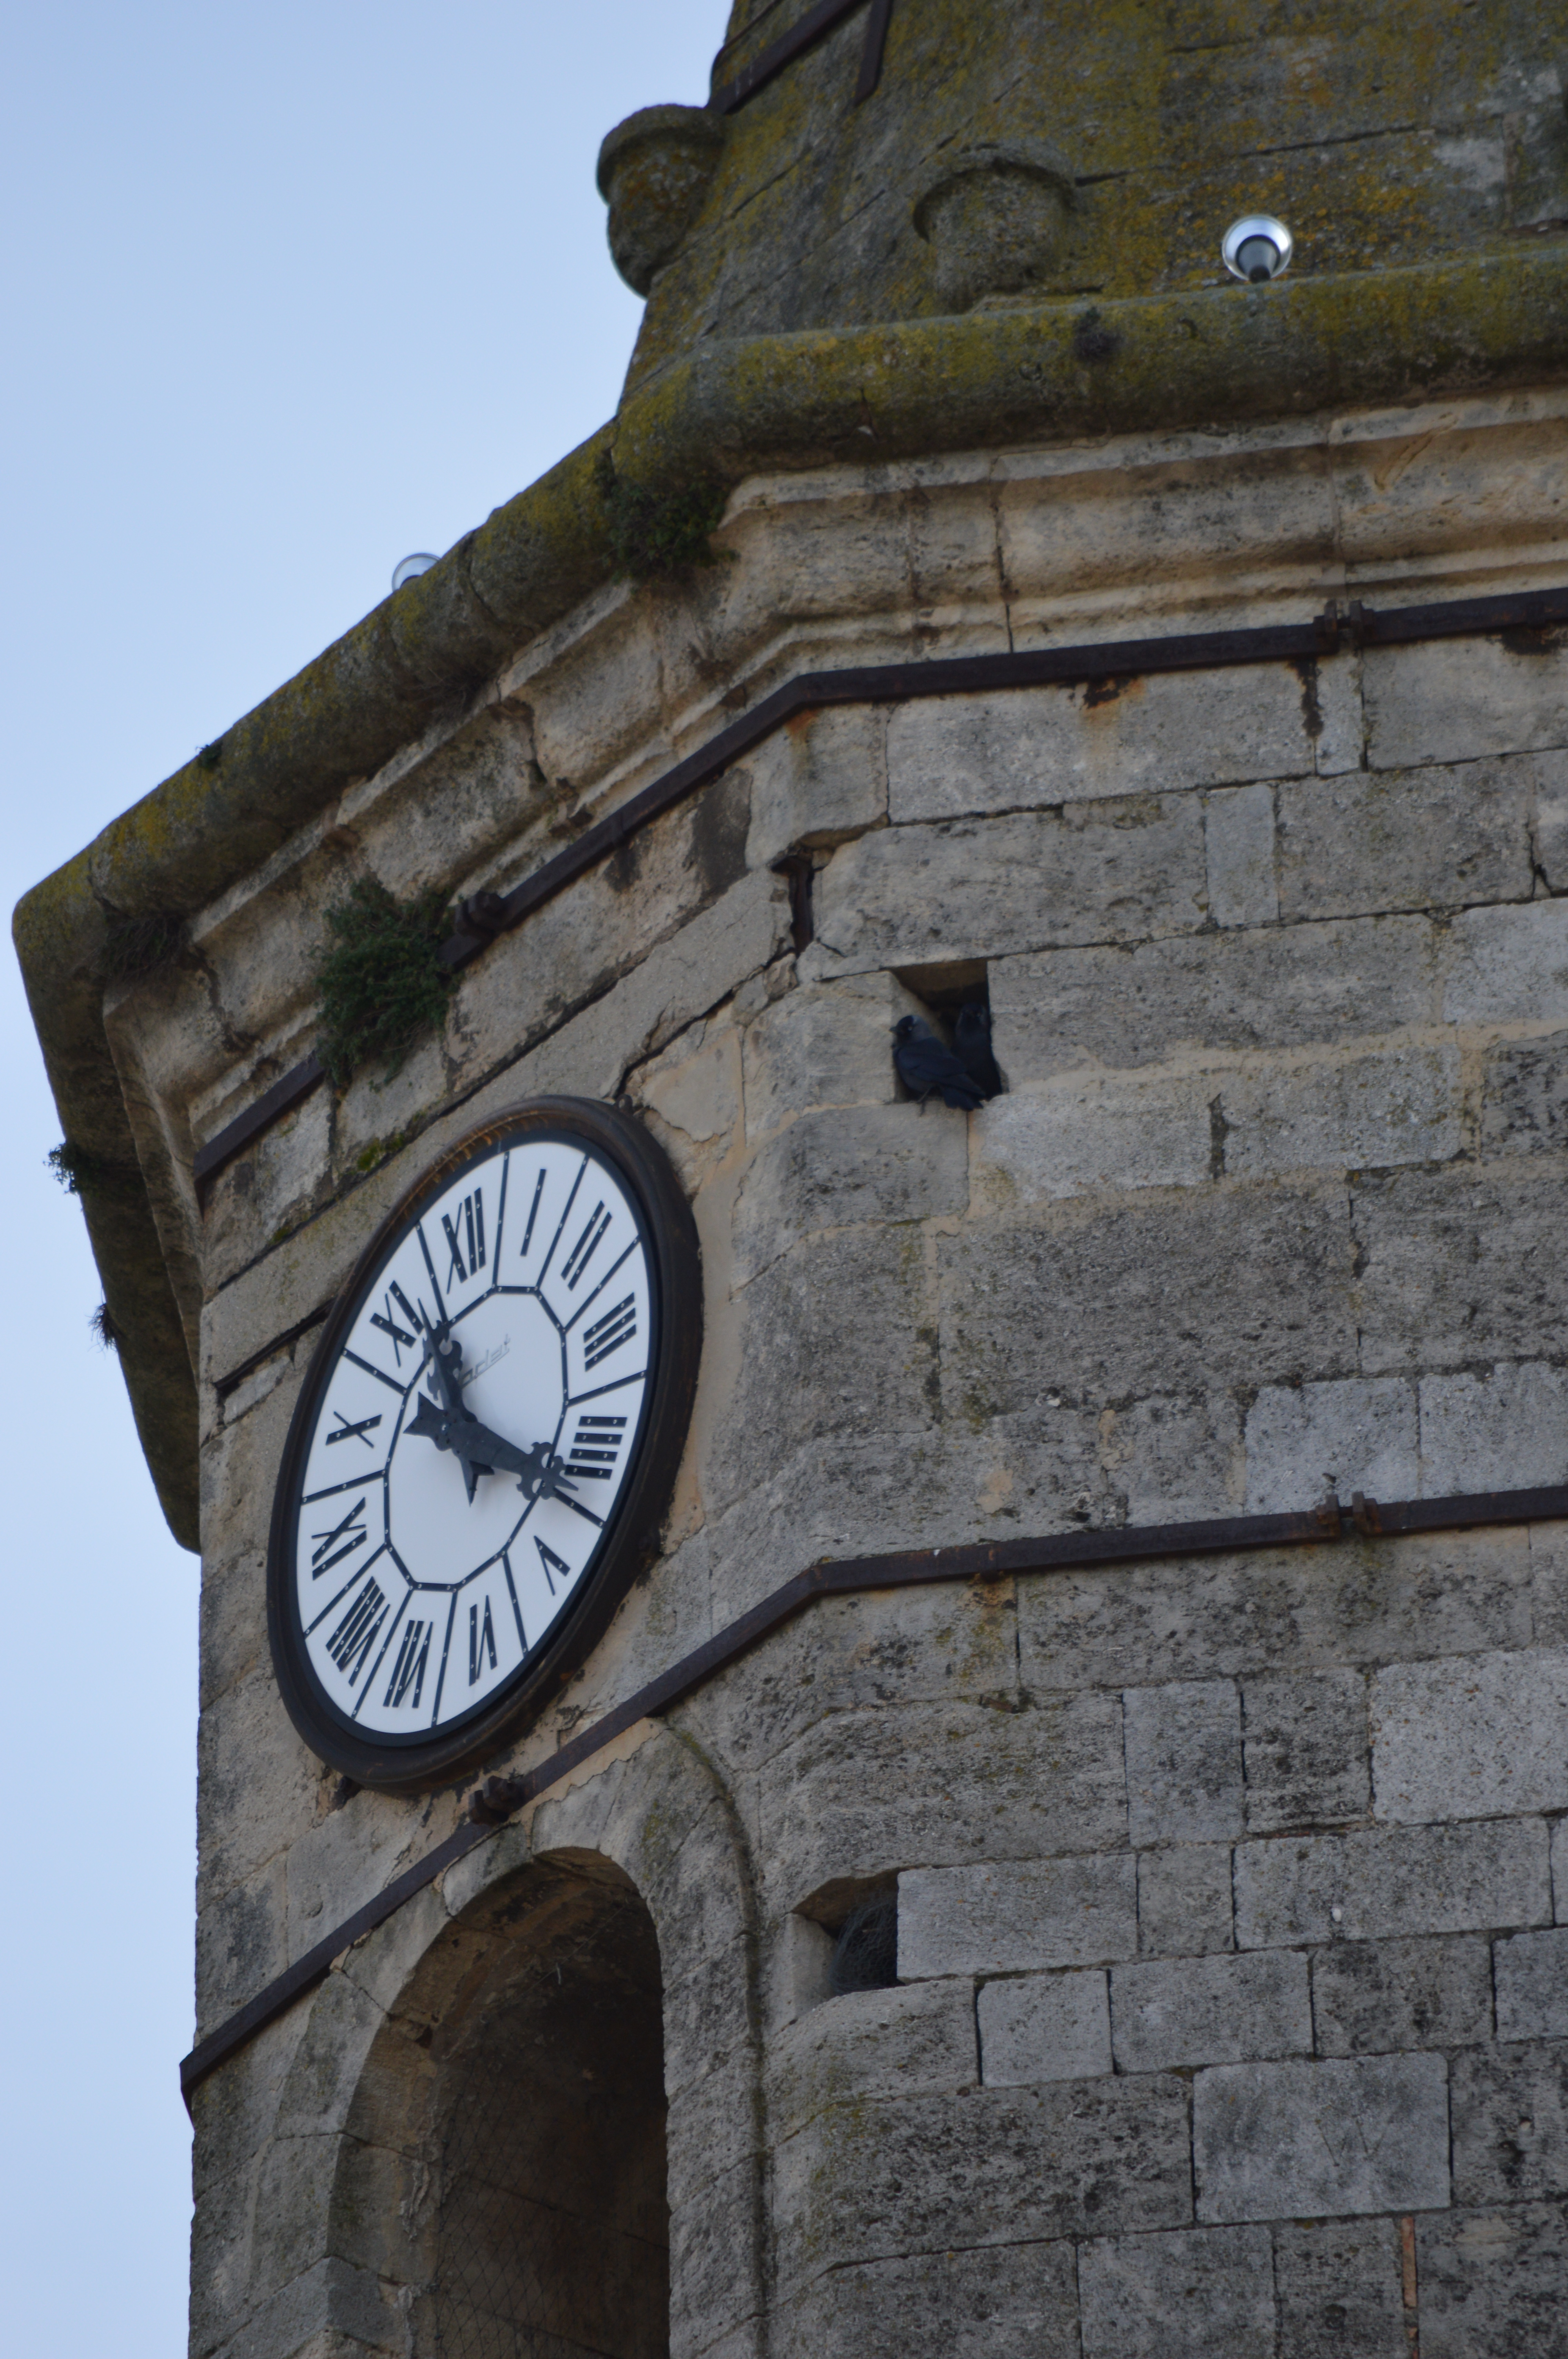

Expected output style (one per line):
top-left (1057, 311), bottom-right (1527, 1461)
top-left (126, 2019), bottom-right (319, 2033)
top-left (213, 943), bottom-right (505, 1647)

top-left (16, 244), bottom-right (1568, 1547)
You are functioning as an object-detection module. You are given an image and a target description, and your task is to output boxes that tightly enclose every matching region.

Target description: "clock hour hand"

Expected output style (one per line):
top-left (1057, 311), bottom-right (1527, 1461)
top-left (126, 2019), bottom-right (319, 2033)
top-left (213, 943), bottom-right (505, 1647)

top-left (408, 1326), bottom-right (574, 1502)
top-left (419, 1321), bottom-right (486, 1501)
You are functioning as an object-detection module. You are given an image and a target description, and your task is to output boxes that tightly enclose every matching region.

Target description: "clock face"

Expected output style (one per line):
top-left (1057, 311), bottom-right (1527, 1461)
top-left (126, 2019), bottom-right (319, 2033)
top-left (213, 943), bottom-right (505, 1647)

top-left (267, 1100), bottom-right (700, 1789)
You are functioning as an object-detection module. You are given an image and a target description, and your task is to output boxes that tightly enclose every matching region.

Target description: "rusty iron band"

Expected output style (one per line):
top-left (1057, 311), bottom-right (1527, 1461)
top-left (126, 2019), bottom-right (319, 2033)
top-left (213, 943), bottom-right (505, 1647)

top-left (180, 1477), bottom-right (1567, 2105)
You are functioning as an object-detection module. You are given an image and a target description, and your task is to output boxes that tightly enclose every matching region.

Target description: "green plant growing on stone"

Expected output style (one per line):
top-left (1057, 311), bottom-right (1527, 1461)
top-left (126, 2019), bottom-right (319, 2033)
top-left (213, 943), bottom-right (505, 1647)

top-left (91, 1301), bottom-right (122, 1351)
top-left (314, 877), bottom-right (455, 1090)
top-left (47, 1140), bottom-right (136, 1200)
top-left (594, 449), bottom-right (731, 580)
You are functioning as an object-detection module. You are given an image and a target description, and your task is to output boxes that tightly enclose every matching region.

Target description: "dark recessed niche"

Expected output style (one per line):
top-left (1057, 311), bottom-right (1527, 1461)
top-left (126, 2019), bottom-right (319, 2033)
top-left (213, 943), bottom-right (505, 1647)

top-left (889, 959), bottom-right (1005, 1103)
top-left (829, 1898), bottom-right (900, 1996)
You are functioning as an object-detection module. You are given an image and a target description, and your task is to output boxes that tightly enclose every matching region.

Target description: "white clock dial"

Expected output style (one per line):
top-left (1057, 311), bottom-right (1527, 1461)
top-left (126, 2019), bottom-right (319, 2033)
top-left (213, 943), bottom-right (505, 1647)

top-left (271, 1110), bottom-right (674, 1770)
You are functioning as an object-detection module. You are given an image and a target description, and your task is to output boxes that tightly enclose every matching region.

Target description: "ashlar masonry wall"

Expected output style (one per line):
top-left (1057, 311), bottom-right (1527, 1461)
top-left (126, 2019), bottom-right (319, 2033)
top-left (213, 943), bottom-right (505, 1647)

top-left (106, 385), bottom-right (1568, 2357)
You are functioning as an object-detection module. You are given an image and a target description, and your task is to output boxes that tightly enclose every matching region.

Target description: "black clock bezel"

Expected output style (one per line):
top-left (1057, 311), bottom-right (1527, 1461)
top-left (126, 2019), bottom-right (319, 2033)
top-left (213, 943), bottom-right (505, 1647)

top-left (265, 1096), bottom-right (701, 1793)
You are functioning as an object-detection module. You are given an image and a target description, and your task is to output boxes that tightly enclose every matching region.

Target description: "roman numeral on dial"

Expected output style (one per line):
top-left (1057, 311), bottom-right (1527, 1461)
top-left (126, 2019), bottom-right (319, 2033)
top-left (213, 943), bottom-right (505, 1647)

top-left (566, 1414), bottom-right (627, 1481)
top-left (327, 1578), bottom-right (389, 1684)
top-left (311, 1496), bottom-right (368, 1577)
top-left (560, 1200), bottom-right (611, 1290)
top-left (583, 1294), bottom-right (637, 1369)
top-left (441, 1188), bottom-right (487, 1286)
top-left (384, 1617), bottom-right (433, 1711)
top-left (468, 1595), bottom-right (497, 1685)
top-left (535, 1536), bottom-right (572, 1596)
top-left (370, 1281), bottom-right (427, 1364)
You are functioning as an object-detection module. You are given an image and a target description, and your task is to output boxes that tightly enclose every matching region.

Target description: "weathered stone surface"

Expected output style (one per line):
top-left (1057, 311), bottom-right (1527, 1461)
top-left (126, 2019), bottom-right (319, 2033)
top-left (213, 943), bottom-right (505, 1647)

top-left (745, 703), bottom-right (887, 868)
top-left (978, 1969), bottom-right (1111, 2085)
top-left (1241, 1668), bottom-right (1369, 1831)
top-left (900, 1856), bottom-right (1138, 1979)
top-left (775, 2075), bottom-right (1192, 2276)
top-left (1205, 783), bottom-right (1278, 929)
top-left (1371, 1647), bottom-right (1568, 1823)
top-left (967, 1073), bottom-right (1212, 1211)
top-left (740, 972), bottom-right (904, 1138)
top-left (1078, 2225), bottom-right (1275, 2359)
top-left (1111, 1950), bottom-right (1310, 2073)
top-left (1443, 893), bottom-right (1568, 1026)
top-left (1495, 1928), bottom-right (1568, 2041)
top-left (884, 665), bottom-right (1313, 826)
top-left (1354, 1164), bottom-right (1568, 1375)
top-left (1243, 1379), bottom-right (1417, 1516)
top-left (760, 1690), bottom-right (1129, 1902)
top-left (1095, 1389), bottom-right (1244, 1526)
top-left (769, 1977), bottom-right (978, 2142)
top-left (1193, 2052), bottom-right (1450, 2221)
top-left (1311, 1934), bottom-right (1495, 2055)
top-left (1451, 2039), bottom-right (1568, 2205)
top-left (731, 1101), bottom-right (967, 1285)
top-left (1220, 1045), bottom-right (1461, 1178)
top-left (1419, 2202), bottom-right (1568, 2359)
top-left (1272, 2218), bottom-right (1406, 2358)
top-left (1363, 637), bottom-right (1568, 771)
top-left (1233, 1817), bottom-right (1550, 1948)
top-left (1020, 1528), bottom-right (1533, 1691)
top-left (1483, 1029), bottom-right (1568, 1156)
top-left (1419, 1362), bottom-right (1568, 1496)
top-left (990, 914), bottom-right (1438, 1082)
top-left (782, 2237), bottom-right (1081, 2359)
top-left (812, 798), bottom-right (1209, 972)
top-left (940, 1182), bottom-right (1355, 1418)
top-left (1122, 1680), bottom-right (1243, 1846)
top-left (1276, 754), bottom-right (1535, 920)
top-left (1135, 1844), bottom-right (1234, 1956)
top-left (198, 1669), bottom-right (318, 1910)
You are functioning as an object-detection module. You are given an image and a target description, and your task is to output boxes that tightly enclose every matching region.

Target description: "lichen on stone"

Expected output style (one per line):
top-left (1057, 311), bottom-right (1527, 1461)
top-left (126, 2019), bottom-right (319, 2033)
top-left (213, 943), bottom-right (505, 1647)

top-left (594, 447), bottom-right (731, 581)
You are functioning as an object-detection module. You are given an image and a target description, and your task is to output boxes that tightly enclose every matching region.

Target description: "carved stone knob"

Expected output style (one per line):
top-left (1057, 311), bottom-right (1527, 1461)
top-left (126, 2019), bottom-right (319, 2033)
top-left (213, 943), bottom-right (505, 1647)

top-left (913, 141), bottom-right (1077, 312)
top-left (597, 104), bottom-right (726, 296)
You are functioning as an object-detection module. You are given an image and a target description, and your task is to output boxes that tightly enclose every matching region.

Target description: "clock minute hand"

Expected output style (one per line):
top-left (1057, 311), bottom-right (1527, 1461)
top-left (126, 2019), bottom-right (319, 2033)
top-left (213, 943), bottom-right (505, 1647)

top-left (419, 1321), bottom-right (486, 1501)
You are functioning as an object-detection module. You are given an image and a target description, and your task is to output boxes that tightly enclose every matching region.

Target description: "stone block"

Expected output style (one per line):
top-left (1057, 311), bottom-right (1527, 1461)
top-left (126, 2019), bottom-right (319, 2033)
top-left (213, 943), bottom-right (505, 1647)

top-left (744, 703), bottom-right (887, 868)
top-left (1496, 1929), bottom-right (1568, 2042)
top-left (1111, 1950), bottom-right (1310, 2073)
top-left (1205, 783), bottom-right (1278, 927)
top-left (1371, 1647), bottom-right (1568, 1823)
top-left (1193, 2052), bottom-right (1450, 2221)
top-left (989, 914), bottom-right (1437, 1083)
top-left (1311, 649), bottom-right (1366, 777)
top-left (740, 972), bottom-right (904, 1138)
top-left (783, 2237), bottom-right (1081, 2359)
top-left (884, 664), bottom-right (1312, 825)
top-left (774, 2075), bottom-right (1192, 2275)
top-left (760, 1692), bottom-right (1129, 1907)
top-left (196, 1856), bottom-right (290, 2037)
top-left (198, 1668), bottom-right (318, 1910)
top-left (1483, 1029), bottom-right (1568, 1156)
top-left (1096, 1389), bottom-right (1245, 1526)
top-left (284, 1791), bottom-right (434, 1968)
top-left (1354, 1165), bottom-right (1568, 1376)
top-left (668, 2154), bottom-right (761, 2358)
top-left (1122, 1680), bottom-right (1243, 1846)
top-left (1272, 2218), bottom-right (1406, 2358)
top-left (939, 1180), bottom-right (1355, 1418)
top-left (768, 1976), bottom-right (978, 2143)
top-left (1020, 1526), bottom-right (1533, 1692)
top-left (1233, 1818), bottom-right (1550, 1948)
top-left (1419, 1363), bottom-right (1568, 1496)
top-left (1276, 755), bottom-right (1534, 921)
top-left (1451, 2039), bottom-right (1568, 2205)
top-left (967, 1073), bottom-right (1212, 1211)
top-left (1443, 894), bottom-right (1568, 1026)
top-left (1136, 1844), bottom-right (1234, 1956)
top-left (1557, 1817), bottom-right (1568, 1923)
top-left (1243, 1379), bottom-right (1418, 1516)
top-left (978, 1969), bottom-right (1111, 2085)
top-left (1418, 2202), bottom-right (1568, 2359)
top-left (1078, 2225), bottom-right (1275, 2359)
top-left (731, 1100), bottom-right (968, 1285)
top-left (900, 1856), bottom-right (1138, 1979)
top-left (1311, 1935), bottom-right (1495, 2055)
top-left (811, 799), bottom-right (1208, 974)
top-left (1220, 1045), bottom-right (1462, 1178)
top-left (200, 1548), bottom-right (269, 1715)
top-left (1533, 1521), bottom-right (1568, 1648)
top-left (1241, 1668), bottom-right (1370, 1831)
top-left (1363, 635), bottom-right (1568, 770)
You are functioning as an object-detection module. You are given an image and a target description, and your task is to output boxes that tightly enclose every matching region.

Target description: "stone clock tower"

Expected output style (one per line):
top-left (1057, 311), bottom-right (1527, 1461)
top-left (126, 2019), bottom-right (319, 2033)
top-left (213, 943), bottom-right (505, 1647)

top-left (18, 4), bottom-right (1568, 2353)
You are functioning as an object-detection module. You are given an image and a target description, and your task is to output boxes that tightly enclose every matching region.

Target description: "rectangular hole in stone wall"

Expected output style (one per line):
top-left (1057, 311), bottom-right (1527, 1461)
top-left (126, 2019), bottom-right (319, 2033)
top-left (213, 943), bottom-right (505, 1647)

top-left (889, 959), bottom-right (1005, 1103)
top-left (794, 1874), bottom-right (900, 2005)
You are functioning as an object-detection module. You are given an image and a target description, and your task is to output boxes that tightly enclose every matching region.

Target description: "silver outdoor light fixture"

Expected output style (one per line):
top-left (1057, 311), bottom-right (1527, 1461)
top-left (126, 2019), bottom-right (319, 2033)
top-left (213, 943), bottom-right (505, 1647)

top-left (1222, 214), bottom-right (1294, 284)
top-left (391, 552), bottom-right (438, 592)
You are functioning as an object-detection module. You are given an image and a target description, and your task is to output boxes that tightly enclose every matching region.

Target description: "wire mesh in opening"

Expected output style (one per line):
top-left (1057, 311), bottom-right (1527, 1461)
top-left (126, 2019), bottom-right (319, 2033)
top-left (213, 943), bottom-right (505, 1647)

top-left (433, 1873), bottom-right (669, 2359)
top-left (829, 1898), bottom-right (899, 1996)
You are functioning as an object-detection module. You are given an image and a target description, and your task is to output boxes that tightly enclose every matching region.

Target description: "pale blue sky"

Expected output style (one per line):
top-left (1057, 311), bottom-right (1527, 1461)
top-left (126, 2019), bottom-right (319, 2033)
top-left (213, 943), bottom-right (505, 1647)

top-left (0, 6), bottom-right (722, 2348)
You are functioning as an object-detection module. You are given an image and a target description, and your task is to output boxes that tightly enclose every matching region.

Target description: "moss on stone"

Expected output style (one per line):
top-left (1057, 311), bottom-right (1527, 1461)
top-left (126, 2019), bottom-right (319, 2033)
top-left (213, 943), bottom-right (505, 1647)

top-left (315, 877), bottom-right (456, 1089)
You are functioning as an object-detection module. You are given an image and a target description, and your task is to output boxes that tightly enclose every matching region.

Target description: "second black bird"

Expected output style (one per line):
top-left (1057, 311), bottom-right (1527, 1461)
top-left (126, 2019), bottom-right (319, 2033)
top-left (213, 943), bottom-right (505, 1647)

top-left (955, 1001), bottom-right (1004, 1099)
top-left (893, 1014), bottom-right (986, 1110)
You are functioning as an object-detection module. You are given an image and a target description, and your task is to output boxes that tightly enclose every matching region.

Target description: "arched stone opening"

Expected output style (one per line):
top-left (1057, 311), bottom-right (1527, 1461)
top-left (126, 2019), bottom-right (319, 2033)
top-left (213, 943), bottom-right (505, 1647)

top-left (427, 1857), bottom-right (670, 2359)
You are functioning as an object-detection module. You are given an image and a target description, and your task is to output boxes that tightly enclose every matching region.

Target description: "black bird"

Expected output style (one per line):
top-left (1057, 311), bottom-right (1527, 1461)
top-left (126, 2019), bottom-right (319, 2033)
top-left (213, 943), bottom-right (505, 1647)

top-left (955, 1001), bottom-right (1004, 1099)
top-left (892, 1014), bottom-right (985, 1110)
